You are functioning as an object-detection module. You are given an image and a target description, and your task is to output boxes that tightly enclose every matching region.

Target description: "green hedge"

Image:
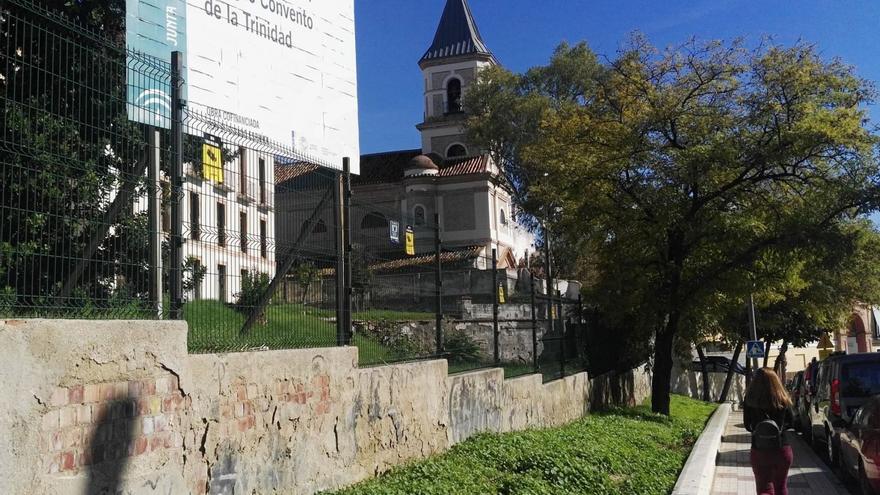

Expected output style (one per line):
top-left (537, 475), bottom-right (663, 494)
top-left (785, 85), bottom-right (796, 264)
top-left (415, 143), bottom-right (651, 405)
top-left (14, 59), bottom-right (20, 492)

top-left (326, 395), bottom-right (716, 495)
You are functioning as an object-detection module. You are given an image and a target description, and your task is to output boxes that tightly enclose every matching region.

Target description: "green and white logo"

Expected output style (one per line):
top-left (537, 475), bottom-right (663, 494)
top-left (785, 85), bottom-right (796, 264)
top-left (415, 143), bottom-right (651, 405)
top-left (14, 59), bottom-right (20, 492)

top-left (125, 0), bottom-right (187, 128)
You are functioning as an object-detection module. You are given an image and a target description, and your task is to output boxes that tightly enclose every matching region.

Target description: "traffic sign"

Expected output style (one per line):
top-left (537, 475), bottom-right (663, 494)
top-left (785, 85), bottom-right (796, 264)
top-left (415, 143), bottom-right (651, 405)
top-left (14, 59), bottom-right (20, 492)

top-left (389, 220), bottom-right (400, 245)
top-left (746, 340), bottom-right (765, 359)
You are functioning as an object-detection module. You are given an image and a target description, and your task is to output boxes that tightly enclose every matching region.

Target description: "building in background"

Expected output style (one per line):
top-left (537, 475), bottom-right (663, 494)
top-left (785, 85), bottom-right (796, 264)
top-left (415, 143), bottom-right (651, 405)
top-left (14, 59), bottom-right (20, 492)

top-left (275, 0), bottom-right (535, 269)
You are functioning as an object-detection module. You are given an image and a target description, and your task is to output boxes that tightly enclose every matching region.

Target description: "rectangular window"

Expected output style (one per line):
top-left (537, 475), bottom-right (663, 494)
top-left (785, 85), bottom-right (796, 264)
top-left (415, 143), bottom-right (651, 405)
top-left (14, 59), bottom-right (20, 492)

top-left (240, 211), bottom-right (248, 253)
top-left (260, 219), bottom-right (267, 258)
top-left (239, 146), bottom-right (247, 194)
top-left (189, 191), bottom-right (200, 240)
top-left (218, 265), bottom-right (227, 303)
top-left (217, 203), bottom-right (226, 247)
top-left (258, 157), bottom-right (266, 204)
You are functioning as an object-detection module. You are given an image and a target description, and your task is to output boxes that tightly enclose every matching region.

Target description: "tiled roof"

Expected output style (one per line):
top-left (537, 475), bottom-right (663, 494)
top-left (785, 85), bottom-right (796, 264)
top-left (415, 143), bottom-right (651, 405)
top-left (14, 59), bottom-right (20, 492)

top-left (274, 161), bottom-right (320, 185)
top-left (316, 246), bottom-right (482, 276)
top-left (439, 155), bottom-right (490, 177)
top-left (354, 149), bottom-right (423, 185)
top-left (420, 0), bottom-right (492, 64)
top-left (369, 246), bottom-right (483, 272)
top-left (355, 151), bottom-right (492, 185)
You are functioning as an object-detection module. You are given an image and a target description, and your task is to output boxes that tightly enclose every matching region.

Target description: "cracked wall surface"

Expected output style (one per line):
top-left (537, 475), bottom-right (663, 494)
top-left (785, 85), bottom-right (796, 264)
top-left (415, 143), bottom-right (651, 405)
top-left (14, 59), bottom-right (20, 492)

top-left (1, 319), bottom-right (625, 495)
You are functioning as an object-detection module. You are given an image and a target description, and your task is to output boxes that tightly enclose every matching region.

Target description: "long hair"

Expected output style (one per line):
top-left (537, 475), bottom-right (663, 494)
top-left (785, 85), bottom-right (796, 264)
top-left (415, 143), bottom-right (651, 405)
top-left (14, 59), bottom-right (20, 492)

top-left (744, 367), bottom-right (792, 410)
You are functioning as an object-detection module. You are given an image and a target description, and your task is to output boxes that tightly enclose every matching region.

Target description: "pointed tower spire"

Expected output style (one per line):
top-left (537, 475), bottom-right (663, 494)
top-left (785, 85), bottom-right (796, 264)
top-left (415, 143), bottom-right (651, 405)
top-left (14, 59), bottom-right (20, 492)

top-left (420, 0), bottom-right (493, 66)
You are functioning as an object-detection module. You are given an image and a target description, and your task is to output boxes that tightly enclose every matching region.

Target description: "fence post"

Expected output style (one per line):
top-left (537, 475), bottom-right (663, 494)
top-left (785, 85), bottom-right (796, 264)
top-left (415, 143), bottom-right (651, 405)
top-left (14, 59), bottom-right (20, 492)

top-left (168, 51), bottom-right (184, 319)
top-left (342, 158), bottom-right (353, 344)
top-left (577, 293), bottom-right (584, 370)
top-left (492, 248), bottom-right (500, 366)
top-left (559, 291), bottom-right (566, 378)
top-left (148, 128), bottom-right (163, 318)
top-left (530, 273), bottom-right (538, 374)
top-left (334, 170), bottom-right (345, 346)
top-left (544, 235), bottom-right (557, 377)
top-left (434, 213), bottom-right (443, 356)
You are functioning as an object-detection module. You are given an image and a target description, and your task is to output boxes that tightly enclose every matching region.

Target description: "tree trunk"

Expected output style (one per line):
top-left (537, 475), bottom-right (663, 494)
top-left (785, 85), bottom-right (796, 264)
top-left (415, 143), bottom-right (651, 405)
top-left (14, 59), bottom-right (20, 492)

top-left (696, 343), bottom-right (710, 402)
top-left (719, 340), bottom-right (743, 403)
top-left (745, 347), bottom-right (752, 389)
top-left (651, 314), bottom-right (678, 415)
top-left (762, 340), bottom-right (772, 368)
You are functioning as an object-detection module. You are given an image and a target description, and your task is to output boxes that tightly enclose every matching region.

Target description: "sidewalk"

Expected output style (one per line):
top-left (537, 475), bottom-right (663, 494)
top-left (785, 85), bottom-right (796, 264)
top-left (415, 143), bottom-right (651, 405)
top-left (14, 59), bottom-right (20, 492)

top-left (710, 410), bottom-right (852, 495)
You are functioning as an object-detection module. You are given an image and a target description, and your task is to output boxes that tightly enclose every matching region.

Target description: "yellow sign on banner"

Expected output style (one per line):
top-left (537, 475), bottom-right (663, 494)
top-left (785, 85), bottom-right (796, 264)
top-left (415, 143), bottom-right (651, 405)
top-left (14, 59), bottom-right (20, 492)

top-left (498, 285), bottom-right (506, 304)
top-left (405, 226), bottom-right (415, 256)
top-left (202, 134), bottom-right (224, 184)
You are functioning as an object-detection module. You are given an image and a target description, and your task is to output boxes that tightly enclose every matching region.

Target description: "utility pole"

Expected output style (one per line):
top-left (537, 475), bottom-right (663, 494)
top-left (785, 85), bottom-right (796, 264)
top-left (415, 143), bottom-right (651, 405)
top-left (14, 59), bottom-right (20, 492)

top-left (748, 293), bottom-right (759, 371)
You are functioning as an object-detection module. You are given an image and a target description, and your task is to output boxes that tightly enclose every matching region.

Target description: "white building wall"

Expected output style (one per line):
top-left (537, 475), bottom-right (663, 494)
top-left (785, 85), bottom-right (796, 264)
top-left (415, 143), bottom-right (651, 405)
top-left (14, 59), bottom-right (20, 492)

top-left (135, 147), bottom-right (278, 305)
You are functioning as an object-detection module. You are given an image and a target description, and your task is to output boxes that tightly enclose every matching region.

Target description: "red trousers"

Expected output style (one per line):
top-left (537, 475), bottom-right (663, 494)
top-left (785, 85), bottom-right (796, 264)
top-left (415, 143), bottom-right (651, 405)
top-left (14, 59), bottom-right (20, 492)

top-left (750, 446), bottom-right (794, 495)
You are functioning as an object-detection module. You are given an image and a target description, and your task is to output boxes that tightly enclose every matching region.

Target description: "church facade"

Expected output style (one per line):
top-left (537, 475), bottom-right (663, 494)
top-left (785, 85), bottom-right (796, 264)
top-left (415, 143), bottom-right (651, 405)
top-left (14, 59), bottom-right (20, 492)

top-left (274, 0), bottom-right (534, 277)
top-left (346, 0), bottom-right (534, 267)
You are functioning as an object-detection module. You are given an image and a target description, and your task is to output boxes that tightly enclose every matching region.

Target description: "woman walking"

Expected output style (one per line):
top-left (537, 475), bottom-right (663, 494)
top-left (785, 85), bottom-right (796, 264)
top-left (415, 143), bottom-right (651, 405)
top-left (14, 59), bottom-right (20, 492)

top-left (744, 367), bottom-right (795, 495)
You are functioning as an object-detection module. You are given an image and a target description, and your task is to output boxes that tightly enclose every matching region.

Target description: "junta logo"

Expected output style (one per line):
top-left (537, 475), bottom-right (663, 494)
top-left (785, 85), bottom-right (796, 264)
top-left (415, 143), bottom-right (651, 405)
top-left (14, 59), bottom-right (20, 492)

top-left (135, 89), bottom-right (172, 113)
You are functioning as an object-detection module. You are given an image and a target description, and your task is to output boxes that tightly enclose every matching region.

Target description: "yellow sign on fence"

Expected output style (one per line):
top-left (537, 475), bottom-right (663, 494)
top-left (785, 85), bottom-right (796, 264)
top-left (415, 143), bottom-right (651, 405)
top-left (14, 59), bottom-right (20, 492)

top-left (498, 285), bottom-right (506, 304)
top-left (202, 134), bottom-right (224, 184)
top-left (405, 226), bottom-right (415, 256)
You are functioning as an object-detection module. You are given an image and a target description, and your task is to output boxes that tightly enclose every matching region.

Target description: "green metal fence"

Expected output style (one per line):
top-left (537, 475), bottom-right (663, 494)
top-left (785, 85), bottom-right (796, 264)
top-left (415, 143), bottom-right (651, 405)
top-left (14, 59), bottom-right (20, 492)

top-left (1, 0), bottom-right (588, 380)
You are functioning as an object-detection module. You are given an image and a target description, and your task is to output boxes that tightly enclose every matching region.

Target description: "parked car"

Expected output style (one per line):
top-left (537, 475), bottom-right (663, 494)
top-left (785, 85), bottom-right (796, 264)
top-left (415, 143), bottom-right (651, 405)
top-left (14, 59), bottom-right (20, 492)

top-left (810, 353), bottom-right (880, 468)
top-left (840, 395), bottom-right (880, 495)
top-left (689, 356), bottom-right (746, 375)
top-left (788, 370), bottom-right (804, 426)
top-left (797, 359), bottom-right (820, 436)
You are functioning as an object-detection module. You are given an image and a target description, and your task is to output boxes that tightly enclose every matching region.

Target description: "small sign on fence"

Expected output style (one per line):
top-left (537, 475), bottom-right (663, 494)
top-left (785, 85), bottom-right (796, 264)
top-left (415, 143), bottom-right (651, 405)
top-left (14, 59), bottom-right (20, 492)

top-left (202, 134), bottom-right (224, 183)
top-left (389, 220), bottom-right (400, 244)
top-left (498, 285), bottom-right (506, 304)
top-left (405, 226), bottom-right (415, 256)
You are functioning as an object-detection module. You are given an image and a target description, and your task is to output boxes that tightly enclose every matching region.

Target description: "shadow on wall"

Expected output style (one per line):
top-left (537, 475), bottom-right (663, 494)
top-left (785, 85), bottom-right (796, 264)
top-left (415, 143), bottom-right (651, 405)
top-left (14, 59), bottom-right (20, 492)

top-left (589, 366), bottom-right (650, 411)
top-left (85, 396), bottom-right (137, 495)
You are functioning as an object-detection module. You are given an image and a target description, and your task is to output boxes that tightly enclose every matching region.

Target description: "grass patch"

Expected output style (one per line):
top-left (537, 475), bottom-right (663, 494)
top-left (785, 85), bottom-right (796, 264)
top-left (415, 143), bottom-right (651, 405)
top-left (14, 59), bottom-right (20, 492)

top-left (184, 300), bottom-right (393, 363)
top-left (308, 308), bottom-right (435, 322)
top-left (325, 395), bottom-right (717, 495)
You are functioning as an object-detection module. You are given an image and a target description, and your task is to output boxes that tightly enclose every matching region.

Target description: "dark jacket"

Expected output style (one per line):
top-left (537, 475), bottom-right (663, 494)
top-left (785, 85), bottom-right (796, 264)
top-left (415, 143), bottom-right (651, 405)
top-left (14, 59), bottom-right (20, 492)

top-left (743, 405), bottom-right (794, 448)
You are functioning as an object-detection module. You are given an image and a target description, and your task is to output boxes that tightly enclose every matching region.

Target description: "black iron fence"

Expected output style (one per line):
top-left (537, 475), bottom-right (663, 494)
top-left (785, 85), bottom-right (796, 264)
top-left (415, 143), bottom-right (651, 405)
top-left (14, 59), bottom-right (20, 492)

top-left (1, 0), bottom-right (588, 380)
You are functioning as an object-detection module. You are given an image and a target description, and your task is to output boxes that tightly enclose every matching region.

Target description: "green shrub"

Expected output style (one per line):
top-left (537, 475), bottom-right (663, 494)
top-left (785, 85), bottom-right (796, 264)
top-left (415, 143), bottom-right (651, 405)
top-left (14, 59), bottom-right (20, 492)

top-left (326, 395), bottom-right (716, 495)
top-left (444, 330), bottom-right (482, 364)
top-left (233, 270), bottom-right (271, 312)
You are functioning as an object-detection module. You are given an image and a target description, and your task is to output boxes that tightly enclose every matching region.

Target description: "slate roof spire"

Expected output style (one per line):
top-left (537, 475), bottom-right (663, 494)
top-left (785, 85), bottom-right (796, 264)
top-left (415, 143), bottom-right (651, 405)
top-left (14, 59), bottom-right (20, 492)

top-left (420, 0), bottom-right (493, 65)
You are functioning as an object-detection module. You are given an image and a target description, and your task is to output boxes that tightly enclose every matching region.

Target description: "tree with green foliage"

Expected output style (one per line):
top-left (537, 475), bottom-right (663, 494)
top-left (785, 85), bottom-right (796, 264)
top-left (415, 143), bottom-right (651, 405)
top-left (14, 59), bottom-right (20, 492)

top-left (1, 1), bottom-right (154, 314)
top-left (466, 37), bottom-right (879, 414)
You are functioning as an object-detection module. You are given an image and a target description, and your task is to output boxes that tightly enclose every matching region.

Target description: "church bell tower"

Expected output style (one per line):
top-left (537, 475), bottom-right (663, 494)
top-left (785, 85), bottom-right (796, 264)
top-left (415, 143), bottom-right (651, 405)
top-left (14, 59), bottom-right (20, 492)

top-left (416, 0), bottom-right (496, 160)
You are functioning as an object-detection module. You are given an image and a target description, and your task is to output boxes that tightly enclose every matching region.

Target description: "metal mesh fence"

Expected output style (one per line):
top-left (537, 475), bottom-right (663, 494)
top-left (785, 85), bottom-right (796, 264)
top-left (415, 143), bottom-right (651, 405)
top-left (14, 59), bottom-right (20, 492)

top-left (1, 0), bottom-right (588, 380)
top-left (1, 1), bottom-right (165, 319)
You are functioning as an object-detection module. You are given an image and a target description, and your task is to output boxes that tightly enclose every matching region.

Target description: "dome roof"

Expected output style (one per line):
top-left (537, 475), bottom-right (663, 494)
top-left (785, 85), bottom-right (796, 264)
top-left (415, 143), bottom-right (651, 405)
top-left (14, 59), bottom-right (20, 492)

top-left (407, 154), bottom-right (439, 171)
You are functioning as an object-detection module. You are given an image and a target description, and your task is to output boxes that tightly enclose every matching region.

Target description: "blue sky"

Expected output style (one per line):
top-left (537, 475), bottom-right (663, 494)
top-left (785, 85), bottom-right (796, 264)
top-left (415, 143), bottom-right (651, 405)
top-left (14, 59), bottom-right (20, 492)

top-left (355, 0), bottom-right (879, 154)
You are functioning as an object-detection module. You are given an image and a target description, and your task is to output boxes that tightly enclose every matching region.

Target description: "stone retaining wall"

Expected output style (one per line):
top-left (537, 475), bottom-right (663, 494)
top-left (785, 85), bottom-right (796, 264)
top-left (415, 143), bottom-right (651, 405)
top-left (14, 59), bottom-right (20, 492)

top-left (0, 319), bottom-right (615, 495)
top-left (671, 362), bottom-right (746, 404)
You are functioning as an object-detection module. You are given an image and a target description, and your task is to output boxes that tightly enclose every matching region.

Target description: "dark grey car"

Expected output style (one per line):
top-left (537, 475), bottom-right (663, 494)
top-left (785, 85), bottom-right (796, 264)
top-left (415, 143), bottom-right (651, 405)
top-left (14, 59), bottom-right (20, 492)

top-left (810, 353), bottom-right (880, 467)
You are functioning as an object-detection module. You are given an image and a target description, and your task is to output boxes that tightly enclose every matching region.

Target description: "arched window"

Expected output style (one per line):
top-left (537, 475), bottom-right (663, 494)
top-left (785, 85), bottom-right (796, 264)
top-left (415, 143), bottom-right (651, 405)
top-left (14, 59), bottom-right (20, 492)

top-left (302, 219), bottom-right (327, 235)
top-left (414, 205), bottom-right (426, 226)
top-left (360, 212), bottom-right (388, 230)
top-left (446, 78), bottom-right (462, 114)
top-left (447, 144), bottom-right (467, 159)
top-left (500, 209), bottom-right (508, 225)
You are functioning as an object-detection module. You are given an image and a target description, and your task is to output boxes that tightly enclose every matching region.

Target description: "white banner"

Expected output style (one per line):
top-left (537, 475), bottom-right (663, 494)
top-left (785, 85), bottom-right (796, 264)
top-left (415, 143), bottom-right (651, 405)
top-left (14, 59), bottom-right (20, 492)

top-left (185, 0), bottom-right (360, 172)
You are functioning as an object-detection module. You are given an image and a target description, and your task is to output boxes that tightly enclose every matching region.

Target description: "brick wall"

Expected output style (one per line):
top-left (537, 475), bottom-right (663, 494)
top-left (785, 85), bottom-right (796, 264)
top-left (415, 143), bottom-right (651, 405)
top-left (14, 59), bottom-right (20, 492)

top-left (39, 377), bottom-right (186, 475)
top-left (1, 319), bottom-right (606, 495)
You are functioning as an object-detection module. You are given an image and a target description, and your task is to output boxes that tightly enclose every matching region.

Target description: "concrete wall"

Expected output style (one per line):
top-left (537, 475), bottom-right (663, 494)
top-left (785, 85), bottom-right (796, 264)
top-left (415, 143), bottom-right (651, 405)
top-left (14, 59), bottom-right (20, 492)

top-left (589, 364), bottom-right (653, 411)
top-left (1, 319), bottom-right (607, 495)
top-left (671, 367), bottom-right (746, 404)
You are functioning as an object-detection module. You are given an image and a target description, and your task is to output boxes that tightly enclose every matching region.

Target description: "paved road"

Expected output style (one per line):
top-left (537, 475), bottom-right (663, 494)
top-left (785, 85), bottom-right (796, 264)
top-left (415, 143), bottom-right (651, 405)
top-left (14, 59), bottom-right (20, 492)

top-left (710, 410), bottom-right (856, 495)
